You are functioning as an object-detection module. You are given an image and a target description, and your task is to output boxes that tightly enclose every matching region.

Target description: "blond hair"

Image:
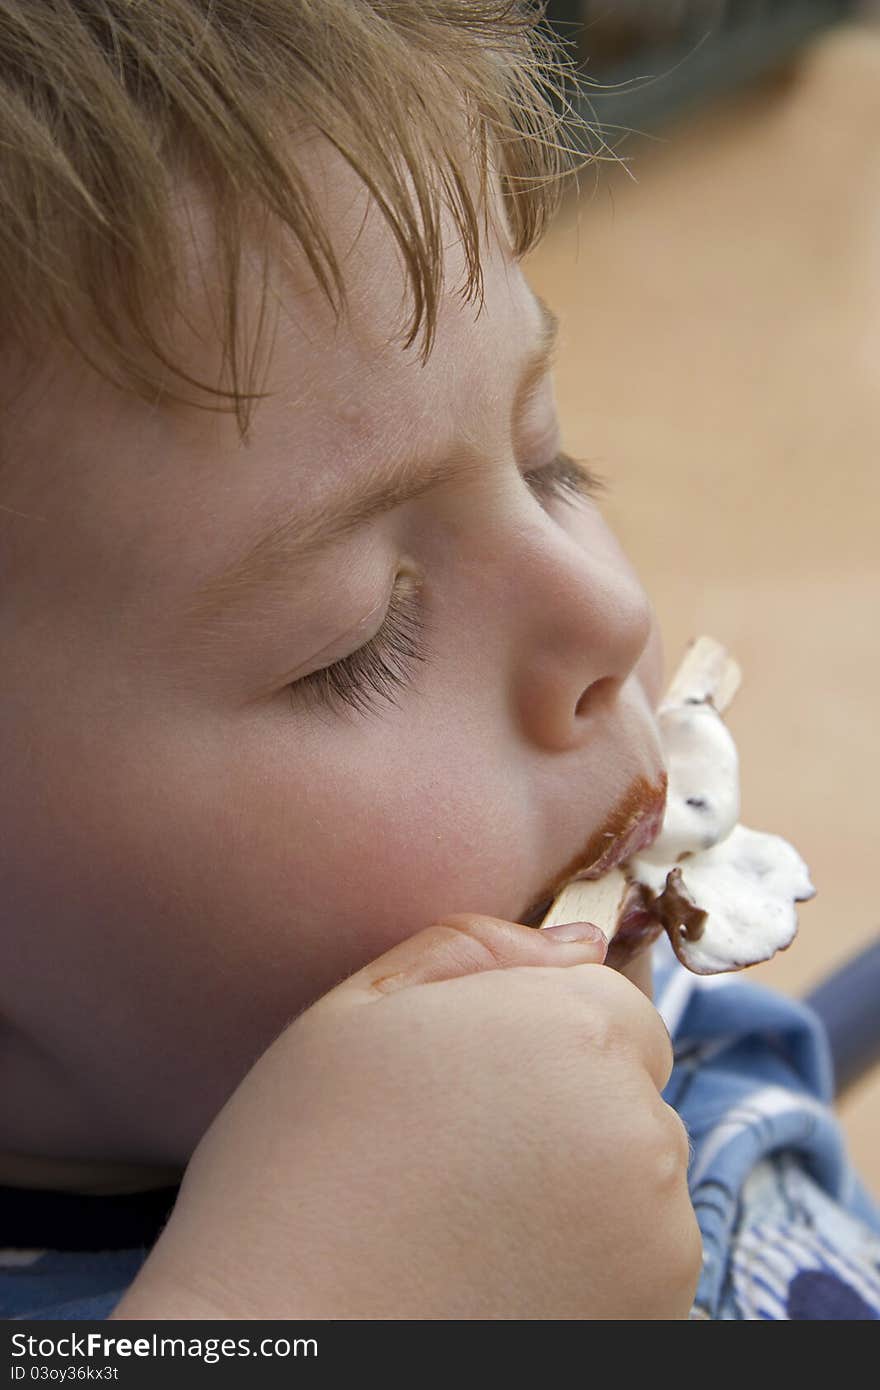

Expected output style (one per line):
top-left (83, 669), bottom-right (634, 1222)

top-left (0, 1), bottom-right (591, 439)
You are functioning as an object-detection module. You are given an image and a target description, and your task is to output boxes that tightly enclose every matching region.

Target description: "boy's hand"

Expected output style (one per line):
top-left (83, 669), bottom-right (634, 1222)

top-left (112, 918), bottom-right (700, 1321)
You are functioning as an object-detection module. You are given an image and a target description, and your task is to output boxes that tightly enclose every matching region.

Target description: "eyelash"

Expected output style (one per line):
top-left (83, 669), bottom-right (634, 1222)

top-left (289, 452), bottom-right (605, 720)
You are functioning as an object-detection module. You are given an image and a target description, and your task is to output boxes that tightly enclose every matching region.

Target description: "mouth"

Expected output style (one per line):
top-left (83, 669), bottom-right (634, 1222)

top-left (518, 773), bottom-right (668, 928)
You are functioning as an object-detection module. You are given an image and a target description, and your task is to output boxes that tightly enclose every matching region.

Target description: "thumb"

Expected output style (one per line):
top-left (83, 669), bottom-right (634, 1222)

top-left (326, 914), bottom-right (608, 1006)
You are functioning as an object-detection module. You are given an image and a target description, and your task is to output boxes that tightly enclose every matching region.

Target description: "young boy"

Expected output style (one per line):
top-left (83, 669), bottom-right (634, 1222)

top-left (0, 2), bottom-right (877, 1321)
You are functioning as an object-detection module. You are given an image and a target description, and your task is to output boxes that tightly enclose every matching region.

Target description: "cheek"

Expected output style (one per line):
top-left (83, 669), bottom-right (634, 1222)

top-left (83, 709), bottom-right (532, 1035)
top-left (227, 721), bottom-right (531, 989)
top-left (5, 711), bottom-right (530, 1160)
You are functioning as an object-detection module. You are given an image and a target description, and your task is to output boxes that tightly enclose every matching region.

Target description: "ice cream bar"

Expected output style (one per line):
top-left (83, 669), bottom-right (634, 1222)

top-left (540, 637), bottom-right (816, 975)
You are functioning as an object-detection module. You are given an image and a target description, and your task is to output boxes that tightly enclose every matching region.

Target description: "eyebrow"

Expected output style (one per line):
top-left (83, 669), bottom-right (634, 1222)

top-left (187, 292), bottom-right (560, 627)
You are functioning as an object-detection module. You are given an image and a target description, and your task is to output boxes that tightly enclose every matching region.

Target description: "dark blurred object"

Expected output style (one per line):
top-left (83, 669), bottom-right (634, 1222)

top-left (545, 1), bottom-right (861, 131)
top-left (806, 938), bottom-right (880, 1099)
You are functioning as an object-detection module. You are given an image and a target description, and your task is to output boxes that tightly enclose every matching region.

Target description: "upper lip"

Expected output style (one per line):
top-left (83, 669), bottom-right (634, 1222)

top-left (519, 773), bottom-right (668, 927)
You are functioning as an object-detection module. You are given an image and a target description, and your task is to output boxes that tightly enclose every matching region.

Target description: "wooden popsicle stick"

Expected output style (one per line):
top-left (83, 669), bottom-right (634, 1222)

top-left (538, 870), bottom-right (631, 933)
top-left (661, 635), bottom-right (741, 715)
top-left (539, 635), bottom-right (741, 938)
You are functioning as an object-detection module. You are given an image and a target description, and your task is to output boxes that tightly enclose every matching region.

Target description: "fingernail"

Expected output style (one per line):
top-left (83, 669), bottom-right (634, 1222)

top-left (541, 921), bottom-right (607, 946)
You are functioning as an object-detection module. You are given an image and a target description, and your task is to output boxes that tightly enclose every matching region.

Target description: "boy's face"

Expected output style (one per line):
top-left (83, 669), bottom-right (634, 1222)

top-left (0, 144), bottom-right (665, 1169)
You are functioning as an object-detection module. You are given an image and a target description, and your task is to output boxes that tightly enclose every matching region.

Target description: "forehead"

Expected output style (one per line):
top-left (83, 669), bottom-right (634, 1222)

top-left (0, 138), bottom-right (546, 613)
top-left (168, 137), bottom-right (543, 484)
top-left (171, 132), bottom-right (528, 384)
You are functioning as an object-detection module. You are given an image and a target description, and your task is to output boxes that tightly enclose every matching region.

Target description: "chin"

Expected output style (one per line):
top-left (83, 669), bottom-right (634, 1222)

top-left (609, 936), bottom-right (657, 998)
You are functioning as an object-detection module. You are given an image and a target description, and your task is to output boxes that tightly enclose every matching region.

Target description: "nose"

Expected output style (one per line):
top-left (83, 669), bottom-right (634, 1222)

top-left (511, 533), bottom-right (654, 752)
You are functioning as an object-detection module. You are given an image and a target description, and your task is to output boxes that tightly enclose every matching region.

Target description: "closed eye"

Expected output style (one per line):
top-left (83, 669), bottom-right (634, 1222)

top-left (288, 451), bottom-right (606, 721)
top-left (522, 451), bottom-right (606, 505)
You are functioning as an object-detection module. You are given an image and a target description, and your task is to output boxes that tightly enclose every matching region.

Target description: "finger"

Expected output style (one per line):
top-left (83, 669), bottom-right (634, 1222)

top-left (326, 914), bottom-right (608, 1005)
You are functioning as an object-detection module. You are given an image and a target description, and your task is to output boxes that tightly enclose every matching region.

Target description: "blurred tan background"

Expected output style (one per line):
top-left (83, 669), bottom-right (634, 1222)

top-left (525, 22), bottom-right (879, 1193)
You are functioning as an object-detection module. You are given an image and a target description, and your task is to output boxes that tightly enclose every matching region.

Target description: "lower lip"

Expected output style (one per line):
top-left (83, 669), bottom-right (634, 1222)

top-left (521, 796), bottom-right (667, 928)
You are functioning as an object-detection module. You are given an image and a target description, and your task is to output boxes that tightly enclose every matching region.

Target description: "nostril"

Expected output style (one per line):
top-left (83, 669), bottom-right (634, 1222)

top-left (575, 674), bottom-right (617, 720)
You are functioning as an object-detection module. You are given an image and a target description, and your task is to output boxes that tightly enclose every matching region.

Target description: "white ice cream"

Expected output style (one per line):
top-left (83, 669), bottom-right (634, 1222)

top-left (628, 695), bottom-right (815, 975)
